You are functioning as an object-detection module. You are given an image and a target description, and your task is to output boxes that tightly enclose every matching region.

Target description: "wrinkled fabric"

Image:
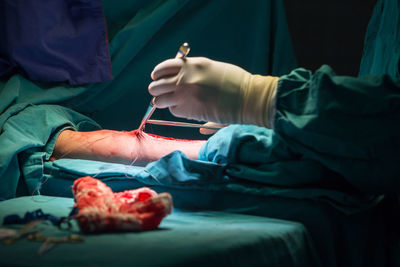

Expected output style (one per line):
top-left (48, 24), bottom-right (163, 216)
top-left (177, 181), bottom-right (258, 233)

top-left (0, 0), bottom-right (296, 199)
top-left (0, 0), bottom-right (112, 85)
top-left (34, 152), bottom-right (391, 267)
top-left (0, 104), bottom-right (100, 199)
top-left (359, 0), bottom-right (400, 80)
top-left (0, 1), bottom-right (397, 266)
top-left (37, 123), bottom-right (380, 215)
top-left (0, 196), bottom-right (322, 267)
top-left (275, 65), bottom-right (400, 194)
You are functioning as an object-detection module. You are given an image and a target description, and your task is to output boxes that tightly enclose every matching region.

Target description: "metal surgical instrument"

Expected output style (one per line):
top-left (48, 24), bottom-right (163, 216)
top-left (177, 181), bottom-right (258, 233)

top-left (138, 43), bottom-right (191, 132)
top-left (146, 119), bottom-right (223, 130)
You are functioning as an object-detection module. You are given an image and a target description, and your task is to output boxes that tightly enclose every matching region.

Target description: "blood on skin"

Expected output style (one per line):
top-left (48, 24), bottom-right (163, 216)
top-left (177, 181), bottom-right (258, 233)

top-left (132, 128), bottom-right (194, 142)
top-left (130, 129), bottom-right (144, 140)
top-left (147, 133), bottom-right (195, 142)
top-left (51, 128), bottom-right (204, 166)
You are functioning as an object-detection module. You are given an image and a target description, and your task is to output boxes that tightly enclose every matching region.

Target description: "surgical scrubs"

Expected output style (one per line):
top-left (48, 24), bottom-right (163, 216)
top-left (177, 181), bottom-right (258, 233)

top-left (0, 0), bottom-right (399, 266)
top-left (0, 0), bottom-right (297, 199)
top-left (0, 0), bottom-right (112, 85)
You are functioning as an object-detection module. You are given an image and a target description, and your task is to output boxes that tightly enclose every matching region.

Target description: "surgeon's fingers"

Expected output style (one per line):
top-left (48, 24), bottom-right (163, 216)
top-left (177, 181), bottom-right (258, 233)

top-left (148, 76), bottom-right (178, 96)
top-left (151, 58), bottom-right (184, 80)
top-left (200, 128), bottom-right (218, 135)
top-left (199, 122), bottom-right (227, 135)
top-left (152, 93), bottom-right (180, 108)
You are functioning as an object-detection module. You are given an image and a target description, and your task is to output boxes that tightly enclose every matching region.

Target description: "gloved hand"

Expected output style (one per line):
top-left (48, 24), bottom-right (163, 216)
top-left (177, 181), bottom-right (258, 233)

top-left (148, 57), bottom-right (279, 128)
top-left (199, 122), bottom-right (227, 135)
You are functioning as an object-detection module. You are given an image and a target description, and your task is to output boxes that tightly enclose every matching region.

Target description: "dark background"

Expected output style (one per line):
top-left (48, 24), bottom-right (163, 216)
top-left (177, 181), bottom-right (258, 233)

top-left (283, 0), bottom-right (377, 76)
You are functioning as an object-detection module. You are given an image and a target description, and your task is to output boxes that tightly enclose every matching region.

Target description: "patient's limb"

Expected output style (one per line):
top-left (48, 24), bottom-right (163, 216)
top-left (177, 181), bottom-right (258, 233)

top-left (50, 129), bottom-right (205, 166)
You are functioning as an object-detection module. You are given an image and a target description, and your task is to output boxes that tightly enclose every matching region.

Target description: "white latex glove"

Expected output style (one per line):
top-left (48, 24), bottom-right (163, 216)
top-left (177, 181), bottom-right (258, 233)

top-left (148, 57), bottom-right (279, 128)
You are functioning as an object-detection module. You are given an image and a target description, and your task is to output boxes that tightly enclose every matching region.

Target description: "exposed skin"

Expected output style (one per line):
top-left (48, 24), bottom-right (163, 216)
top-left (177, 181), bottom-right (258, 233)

top-left (50, 129), bottom-right (206, 166)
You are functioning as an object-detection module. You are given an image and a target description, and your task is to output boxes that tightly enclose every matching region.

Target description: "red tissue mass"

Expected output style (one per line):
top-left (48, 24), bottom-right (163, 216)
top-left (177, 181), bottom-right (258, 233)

top-left (72, 176), bottom-right (172, 233)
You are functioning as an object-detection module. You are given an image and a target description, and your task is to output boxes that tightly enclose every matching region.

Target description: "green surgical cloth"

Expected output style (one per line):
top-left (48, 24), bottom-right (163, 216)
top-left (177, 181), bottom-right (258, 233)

top-left (82, 0), bottom-right (297, 132)
top-left (359, 0), bottom-right (400, 80)
top-left (0, 102), bottom-right (100, 199)
top-left (0, 0), bottom-right (296, 199)
top-left (275, 65), bottom-right (400, 194)
top-left (272, 0), bottom-right (400, 194)
top-left (0, 196), bottom-right (321, 267)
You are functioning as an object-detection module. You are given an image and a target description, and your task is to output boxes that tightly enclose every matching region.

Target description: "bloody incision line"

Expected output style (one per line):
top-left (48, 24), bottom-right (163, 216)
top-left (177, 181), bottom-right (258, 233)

top-left (132, 129), bottom-right (197, 142)
top-left (51, 128), bottom-right (206, 167)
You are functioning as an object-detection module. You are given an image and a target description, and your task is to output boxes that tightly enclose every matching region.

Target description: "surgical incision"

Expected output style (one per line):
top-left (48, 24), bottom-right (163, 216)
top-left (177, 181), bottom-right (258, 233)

top-left (50, 129), bottom-right (205, 166)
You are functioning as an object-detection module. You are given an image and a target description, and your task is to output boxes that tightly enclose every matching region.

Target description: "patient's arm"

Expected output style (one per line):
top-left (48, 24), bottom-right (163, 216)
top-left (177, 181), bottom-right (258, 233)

top-left (50, 129), bottom-right (205, 166)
